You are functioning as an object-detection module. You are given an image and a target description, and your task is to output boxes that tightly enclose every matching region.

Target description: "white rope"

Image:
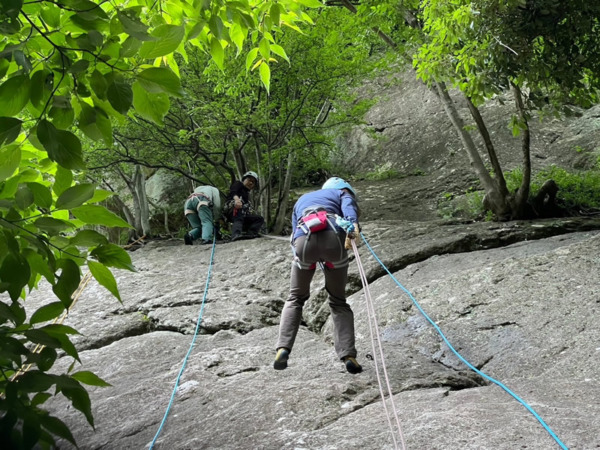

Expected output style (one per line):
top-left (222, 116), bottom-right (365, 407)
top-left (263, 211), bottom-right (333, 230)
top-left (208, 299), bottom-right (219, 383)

top-left (351, 238), bottom-right (406, 450)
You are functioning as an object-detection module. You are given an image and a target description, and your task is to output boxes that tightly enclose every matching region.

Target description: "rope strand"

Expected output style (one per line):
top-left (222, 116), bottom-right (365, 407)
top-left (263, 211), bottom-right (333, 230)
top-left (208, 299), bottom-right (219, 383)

top-left (149, 237), bottom-right (217, 449)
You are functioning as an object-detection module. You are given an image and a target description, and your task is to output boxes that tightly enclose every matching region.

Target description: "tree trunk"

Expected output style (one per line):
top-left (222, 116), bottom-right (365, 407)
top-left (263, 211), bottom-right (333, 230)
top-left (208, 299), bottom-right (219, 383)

top-left (134, 165), bottom-right (152, 237)
top-left (510, 82), bottom-right (532, 219)
top-left (465, 96), bottom-right (509, 197)
top-left (434, 82), bottom-right (511, 218)
top-left (273, 150), bottom-right (295, 235)
top-left (110, 194), bottom-right (136, 243)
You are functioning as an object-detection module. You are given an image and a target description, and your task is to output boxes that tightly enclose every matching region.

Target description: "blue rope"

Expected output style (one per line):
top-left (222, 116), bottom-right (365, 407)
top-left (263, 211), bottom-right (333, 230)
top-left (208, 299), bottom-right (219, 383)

top-left (360, 233), bottom-right (568, 450)
top-left (149, 238), bottom-right (217, 449)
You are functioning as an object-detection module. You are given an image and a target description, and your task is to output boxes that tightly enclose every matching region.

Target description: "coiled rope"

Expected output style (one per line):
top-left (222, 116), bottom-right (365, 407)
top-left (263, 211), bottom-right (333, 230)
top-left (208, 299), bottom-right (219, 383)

top-left (149, 238), bottom-right (217, 449)
top-left (351, 238), bottom-right (406, 450)
top-left (360, 233), bottom-right (568, 450)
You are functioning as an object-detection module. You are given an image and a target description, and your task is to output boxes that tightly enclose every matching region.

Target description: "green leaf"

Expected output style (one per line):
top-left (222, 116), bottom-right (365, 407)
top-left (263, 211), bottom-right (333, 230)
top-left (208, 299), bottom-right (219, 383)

top-left (16, 370), bottom-right (57, 393)
top-left (53, 165), bottom-right (73, 196)
top-left (297, 0), bottom-right (323, 7)
top-left (34, 217), bottom-right (72, 235)
top-left (77, 103), bottom-right (113, 146)
top-left (71, 370), bottom-right (111, 387)
top-left (132, 82), bottom-right (170, 125)
top-left (210, 36), bottom-right (224, 70)
top-left (0, 144), bottom-right (21, 182)
top-left (55, 183), bottom-right (96, 210)
top-left (70, 229), bottom-right (108, 247)
top-left (34, 346), bottom-right (58, 372)
top-left (42, 324), bottom-right (79, 335)
top-left (245, 47), bottom-right (259, 72)
top-left (31, 392), bottom-right (52, 407)
top-left (136, 67), bottom-right (184, 97)
top-left (230, 23), bottom-right (246, 55)
top-left (71, 204), bottom-right (132, 228)
top-left (26, 182), bottom-right (53, 209)
top-left (270, 3), bottom-right (281, 26)
top-left (90, 244), bottom-right (135, 271)
top-left (40, 4), bottom-right (61, 28)
top-left (88, 260), bottom-right (121, 301)
top-left (89, 69), bottom-right (108, 99)
top-left (52, 258), bottom-right (81, 308)
top-left (40, 414), bottom-right (77, 446)
top-left (258, 38), bottom-right (270, 60)
top-left (24, 250), bottom-right (55, 284)
top-left (0, 74), bottom-right (30, 116)
top-left (270, 44), bottom-right (289, 63)
top-left (117, 10), bottom-right (153, 41)
top-left (37, 120), bottom-right (85, 170)
top-left (88, 188), bottom-right (113, 203)
top-left (57, 375), bottom-right (93, 426)
top-left (1, 0), bottom-right (23, 18)
top-left (119, 36), bottom-right (143, 57)
top-left (0, 117), bottom-right (22, 145)
top-left (45, 329), bottom-right (79, 360)
top-left (0, 251), bottom-right (30, 301)
top-left (23, 330), bottom-right (62, 350)
top-left (15, 184), bottom-right (34, 210)
top-left (22, 409), bottom-right (42, 450)
top-left (139, 24), bottom-right (185, 59)
top-left (259, 62), bottom-right (271, 94)
top-left (208, 14), bottom-right (223, 39)
top-left (30, 302), bottom-right (66, 325)
top-left (30, 69), bottom-right (54, 110)
top-left (107, 78), bottom-right (133, 114)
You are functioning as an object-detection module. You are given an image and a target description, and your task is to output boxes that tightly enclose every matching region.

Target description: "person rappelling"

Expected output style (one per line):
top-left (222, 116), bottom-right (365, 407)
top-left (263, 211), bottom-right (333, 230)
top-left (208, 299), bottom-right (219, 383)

top-left (273, 177), bottom-right (362, 374)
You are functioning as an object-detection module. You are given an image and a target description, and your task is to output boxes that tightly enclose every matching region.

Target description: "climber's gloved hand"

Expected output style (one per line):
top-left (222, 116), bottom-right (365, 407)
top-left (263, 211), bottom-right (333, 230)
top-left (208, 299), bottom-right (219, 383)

top-left (347, 223), bottom-right (359, 240)
top-left (335, 216), bottom-right (355, 234)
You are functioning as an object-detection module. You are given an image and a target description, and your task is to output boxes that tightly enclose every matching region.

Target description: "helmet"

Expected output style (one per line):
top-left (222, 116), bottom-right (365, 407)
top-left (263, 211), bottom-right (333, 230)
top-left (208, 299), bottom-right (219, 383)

top-left (242, 171), bottom-right (259, 183)
top-left (322, 177), bottom-right (356, 197)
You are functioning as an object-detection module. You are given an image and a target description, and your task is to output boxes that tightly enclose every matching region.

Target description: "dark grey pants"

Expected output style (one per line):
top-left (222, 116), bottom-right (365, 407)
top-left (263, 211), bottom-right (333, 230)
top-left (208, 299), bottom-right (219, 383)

top-left (276, 230), bottom-right (357, 360)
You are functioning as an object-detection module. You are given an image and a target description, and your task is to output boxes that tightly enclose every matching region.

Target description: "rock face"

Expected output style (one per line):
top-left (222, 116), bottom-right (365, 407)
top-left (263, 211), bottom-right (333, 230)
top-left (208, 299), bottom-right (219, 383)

top-left (25, 217), bottom-right (600, 450)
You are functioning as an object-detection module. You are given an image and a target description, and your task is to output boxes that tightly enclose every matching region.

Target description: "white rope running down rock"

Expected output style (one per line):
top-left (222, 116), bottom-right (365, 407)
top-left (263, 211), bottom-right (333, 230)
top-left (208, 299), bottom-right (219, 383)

top-left (351, 238), bottom-right (406, 450)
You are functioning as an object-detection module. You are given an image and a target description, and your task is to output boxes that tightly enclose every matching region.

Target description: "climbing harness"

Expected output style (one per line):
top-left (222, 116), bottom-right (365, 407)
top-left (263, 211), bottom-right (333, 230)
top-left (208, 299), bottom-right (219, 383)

top-left (149, 236), bottom-right (217, 449)
top-left (350, 237), bottom-right (406, 450)
top-left (360, 233), bottom-right (568, 450)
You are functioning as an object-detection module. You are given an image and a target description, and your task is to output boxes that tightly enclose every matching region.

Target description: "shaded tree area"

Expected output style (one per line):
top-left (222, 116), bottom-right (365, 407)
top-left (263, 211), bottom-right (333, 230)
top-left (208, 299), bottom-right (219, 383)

top-left (85, 7), bottom-right (381, 236)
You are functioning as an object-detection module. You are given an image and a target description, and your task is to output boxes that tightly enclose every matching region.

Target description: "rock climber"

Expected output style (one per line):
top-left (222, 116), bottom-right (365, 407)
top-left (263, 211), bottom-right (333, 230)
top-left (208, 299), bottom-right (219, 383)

top-left (183, 185), bottom-right (222, 245)
top-left (274, 177), bottom-right (362, 374)
top-left (225, 171), bottom-right (265, 241)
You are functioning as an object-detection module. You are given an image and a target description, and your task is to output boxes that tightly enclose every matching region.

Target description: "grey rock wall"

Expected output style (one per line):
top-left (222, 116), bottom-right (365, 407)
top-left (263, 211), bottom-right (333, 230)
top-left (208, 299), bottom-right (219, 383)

top-left (22, 217), bottom-right (600, 450)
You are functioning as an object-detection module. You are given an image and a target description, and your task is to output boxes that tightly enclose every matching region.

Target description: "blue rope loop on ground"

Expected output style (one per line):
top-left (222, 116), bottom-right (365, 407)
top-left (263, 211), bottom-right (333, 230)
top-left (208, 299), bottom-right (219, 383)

top-left (149, 237), bottom-right (217, 449)
top-left (360, 233), bottom-right (568, 450)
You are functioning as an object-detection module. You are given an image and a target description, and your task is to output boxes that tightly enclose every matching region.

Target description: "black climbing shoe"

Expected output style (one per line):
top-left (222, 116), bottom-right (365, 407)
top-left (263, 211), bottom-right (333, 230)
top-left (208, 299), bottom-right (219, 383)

top-left (273, 348), bottom-right (290, 370)
top-left (184, 233), bottom-right (193, 245)
top-left (343, 356), bottom-right (362, 374)
top-left (231, 233), bottom-right (242, 242)
top-left (200, 239), bottom-right (212, 245)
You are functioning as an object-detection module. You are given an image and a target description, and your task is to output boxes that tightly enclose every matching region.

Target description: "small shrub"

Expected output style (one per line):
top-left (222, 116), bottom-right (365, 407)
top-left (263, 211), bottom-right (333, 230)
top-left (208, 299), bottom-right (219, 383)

top-left (364, 163), bottom-right (400, 181)
top-left (533, 166), bottom-right (600, 209)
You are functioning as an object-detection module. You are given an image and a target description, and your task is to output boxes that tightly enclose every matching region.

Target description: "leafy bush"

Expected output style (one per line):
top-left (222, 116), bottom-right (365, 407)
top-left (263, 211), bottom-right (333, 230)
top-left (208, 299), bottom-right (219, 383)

top-left (533, 166), bottom-right (600, 209)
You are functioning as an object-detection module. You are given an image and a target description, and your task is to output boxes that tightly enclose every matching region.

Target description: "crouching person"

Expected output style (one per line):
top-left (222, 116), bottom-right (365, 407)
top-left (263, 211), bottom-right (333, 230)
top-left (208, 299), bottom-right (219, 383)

top-left (183, 185), bottom-right (222, 245)
top-left (225, 171), bottom-right (265, 241)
